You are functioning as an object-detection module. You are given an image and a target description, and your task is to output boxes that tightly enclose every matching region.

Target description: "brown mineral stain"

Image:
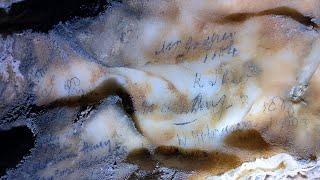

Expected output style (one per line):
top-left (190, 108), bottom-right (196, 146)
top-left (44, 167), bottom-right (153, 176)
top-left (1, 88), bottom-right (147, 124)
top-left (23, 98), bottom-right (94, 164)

top-left (171, 93), bottom-right (191, 114)
top-left (126, 146), bottom-right (241, 175)
top-left (127, 82), bottom-right (154, 113)
top-left (215, 6), bottom-right (319, 28)
top-left (126, 148), bottom-right (157, 171)
top-left (154, 146), bottom-right (241, 174)
top-left (89, 67), bottom-right (105, 84)
top-left (224, 129), bottom-right (270, 151)
top-left (160, 2), bottom-right (180, 23)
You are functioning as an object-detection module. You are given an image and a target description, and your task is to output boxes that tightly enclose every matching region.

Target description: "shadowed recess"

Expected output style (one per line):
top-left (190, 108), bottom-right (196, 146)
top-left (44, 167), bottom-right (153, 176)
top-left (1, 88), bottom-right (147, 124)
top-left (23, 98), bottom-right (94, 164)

top-left (0, 0), bottom-right (122, 34)
top-left (0, 126), bottom-right (35, 176)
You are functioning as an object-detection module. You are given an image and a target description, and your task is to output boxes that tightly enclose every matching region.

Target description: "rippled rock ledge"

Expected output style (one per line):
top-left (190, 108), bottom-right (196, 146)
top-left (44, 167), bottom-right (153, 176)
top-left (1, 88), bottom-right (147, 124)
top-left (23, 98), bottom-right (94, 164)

top-left (1, 0), bottom-right (320, 179)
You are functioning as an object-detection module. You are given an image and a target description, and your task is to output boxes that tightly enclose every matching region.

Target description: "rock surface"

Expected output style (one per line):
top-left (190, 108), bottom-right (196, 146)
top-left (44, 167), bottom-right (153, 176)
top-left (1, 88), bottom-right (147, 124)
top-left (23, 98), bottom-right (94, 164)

top-left (1, 0), bottom-right (320, 179)
top-left (0, 0), bottom-right (23, 9)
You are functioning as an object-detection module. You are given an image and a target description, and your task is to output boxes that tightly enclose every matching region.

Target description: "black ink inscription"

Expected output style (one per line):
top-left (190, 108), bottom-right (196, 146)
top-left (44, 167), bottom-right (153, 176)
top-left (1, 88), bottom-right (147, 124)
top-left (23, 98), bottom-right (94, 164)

top-left (64, 77), bottom-right (84, 95)
top-left (34, 140), bottom-right (127, 179)
top-left (193, 73), bottom-right (204, 88)
top-left (192, 72), bottom-right (217, 89)
top-left (174, 119), bottom-right (197, 126)
top-left (191, 93), bottom-right (227, 114)
top-left (155, 40), bottom-right (182, 55)
top-left (80, 140), bottom-right (112, 154)
top-left (154, 32), bottom-right (237, 57)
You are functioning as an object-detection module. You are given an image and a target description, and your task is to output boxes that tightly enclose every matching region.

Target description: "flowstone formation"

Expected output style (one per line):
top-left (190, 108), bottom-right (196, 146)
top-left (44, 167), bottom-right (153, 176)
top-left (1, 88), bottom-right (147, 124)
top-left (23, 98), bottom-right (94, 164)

top-left (1, 0), bottom-right (320, 179)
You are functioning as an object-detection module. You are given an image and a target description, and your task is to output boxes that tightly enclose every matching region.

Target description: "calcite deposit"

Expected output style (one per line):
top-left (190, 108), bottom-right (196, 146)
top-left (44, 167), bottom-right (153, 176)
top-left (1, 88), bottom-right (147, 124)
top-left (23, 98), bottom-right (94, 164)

top-left (1, 0), bottom-right (320, 179)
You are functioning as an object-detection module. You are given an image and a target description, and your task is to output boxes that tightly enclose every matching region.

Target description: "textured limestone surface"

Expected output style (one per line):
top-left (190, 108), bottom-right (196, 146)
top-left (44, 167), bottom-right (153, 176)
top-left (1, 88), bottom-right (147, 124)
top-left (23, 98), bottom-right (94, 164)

top-left (1, 0), bottom-right (320, 179)
top-left (0, 0), bottom-right (22, 9)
